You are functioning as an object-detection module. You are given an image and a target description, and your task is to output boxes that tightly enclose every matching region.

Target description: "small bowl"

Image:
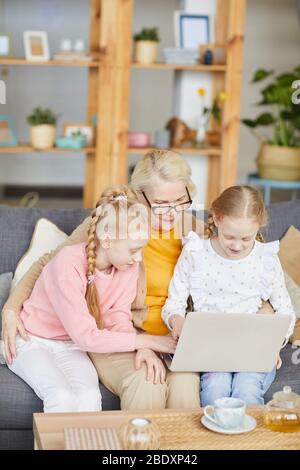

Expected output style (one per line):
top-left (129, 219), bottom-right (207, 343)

top-left (128, 132), bottom-right (151, 148)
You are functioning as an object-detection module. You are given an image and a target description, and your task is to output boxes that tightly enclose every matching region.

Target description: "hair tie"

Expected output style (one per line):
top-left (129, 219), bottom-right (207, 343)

top-left (87, 274), bottom-right (95, 285)
top-left (111, 194), bottom-right (127, 202)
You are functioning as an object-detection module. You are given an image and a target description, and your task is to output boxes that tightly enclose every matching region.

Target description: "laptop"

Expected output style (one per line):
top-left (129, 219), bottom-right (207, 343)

top-left (162, 312), bottom-right (292, 373)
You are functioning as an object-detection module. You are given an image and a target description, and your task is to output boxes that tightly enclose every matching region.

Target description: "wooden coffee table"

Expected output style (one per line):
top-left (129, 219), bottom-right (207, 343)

top-left (33, 407), bottom-right (300, 450)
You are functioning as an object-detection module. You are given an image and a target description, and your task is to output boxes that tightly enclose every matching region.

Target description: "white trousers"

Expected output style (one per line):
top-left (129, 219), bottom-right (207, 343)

top-left (8, 335), bottom-right (102, 413)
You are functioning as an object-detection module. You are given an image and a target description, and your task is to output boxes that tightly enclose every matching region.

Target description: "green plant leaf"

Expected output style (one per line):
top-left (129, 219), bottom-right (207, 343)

top-left (281, 110), bottom-right (300, 130)
top-left (294, 65), bottom-right (300, 76)
top-left (256, 113), bottom-right (275, 126)
top-left (244, 65), bottom-right (299, 145)
top-left (252, 69), bottom-right (274, 83)
top-left (276, 73), bottom-right (298, 87)
top-left (27, 106), bottom-right (57, 126)
top-left (211, 101), bottom-right (221, 123)
top-left (134, 27), bottom-right (159, 42)
top-left (259, 84), bottom-right (292, 107)
top-left (242, 119), bottom-right (257, 128)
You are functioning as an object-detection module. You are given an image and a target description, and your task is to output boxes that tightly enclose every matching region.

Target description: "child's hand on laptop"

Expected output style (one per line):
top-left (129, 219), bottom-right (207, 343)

top-left (169, 314), bottom-right (185, 340)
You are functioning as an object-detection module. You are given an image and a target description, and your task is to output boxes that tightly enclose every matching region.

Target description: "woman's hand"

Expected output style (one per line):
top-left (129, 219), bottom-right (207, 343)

top-left (135, 334), bottom-right (177, 354)
top-left (135, 349), bottom-right (166, 384)
top-left (276, 354), bottom-right (282, 370)
top-left (1, 309), bottom-right (29, 364)
top-left (168, 314), bottom-right (185, 339)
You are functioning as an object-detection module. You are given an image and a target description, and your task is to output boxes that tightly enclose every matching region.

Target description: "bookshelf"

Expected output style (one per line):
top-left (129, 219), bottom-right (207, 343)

top-left (84, 0), bottom-right (246, 208)
top-left (0, 144), bottom-right (96, 154)
top-left (0, 59), bottom-right (100, 67)
top-left (0, 0), bottom-right (246, 209)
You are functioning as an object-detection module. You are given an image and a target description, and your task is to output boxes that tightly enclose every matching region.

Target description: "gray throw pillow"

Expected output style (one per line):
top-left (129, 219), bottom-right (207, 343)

top-left (0, 272), bottom-right (13, 336)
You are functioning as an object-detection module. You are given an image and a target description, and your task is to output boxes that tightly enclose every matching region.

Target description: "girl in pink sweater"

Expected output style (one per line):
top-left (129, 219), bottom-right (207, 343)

top-left (7, 186), bottom-right (176, 412)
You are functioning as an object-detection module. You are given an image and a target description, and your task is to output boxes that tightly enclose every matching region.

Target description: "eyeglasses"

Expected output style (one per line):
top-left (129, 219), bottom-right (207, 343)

top-left (142, 187), bottom-right (193, 215)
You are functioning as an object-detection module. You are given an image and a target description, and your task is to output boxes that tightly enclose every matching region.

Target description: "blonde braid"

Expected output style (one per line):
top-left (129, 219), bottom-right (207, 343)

top-left (85, 211), bottom-right (103, 329)
top-left (85, 184), bottom-right (148, 329)
top-left (204, 213), bottom-right (217, 239)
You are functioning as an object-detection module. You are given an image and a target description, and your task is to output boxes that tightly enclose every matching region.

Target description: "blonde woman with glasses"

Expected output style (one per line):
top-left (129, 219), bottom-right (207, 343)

top-left (2, 150), bottom-right (204, 410)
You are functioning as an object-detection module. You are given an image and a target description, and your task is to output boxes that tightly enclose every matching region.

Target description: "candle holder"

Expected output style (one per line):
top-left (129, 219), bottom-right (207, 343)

top-left (120, 418), bottom-right (160, 450)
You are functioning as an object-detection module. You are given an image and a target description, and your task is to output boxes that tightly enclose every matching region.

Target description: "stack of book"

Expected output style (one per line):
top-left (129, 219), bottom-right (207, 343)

top-left (163, 48), bottom-right (199, 65)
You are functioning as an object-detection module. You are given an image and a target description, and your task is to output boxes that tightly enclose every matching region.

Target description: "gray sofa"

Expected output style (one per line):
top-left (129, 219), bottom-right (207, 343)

top-left (1, 201), bottom-right (300, 450)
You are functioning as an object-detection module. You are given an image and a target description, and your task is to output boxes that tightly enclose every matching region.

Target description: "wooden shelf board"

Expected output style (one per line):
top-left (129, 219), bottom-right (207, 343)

top-left (0, 58), bottom-right (100, 67)
top-left (0, 144), bottom-right (96, 153)
top-left (131, 62), bottom-right (226, 72)
top-left (128, 147), bottom-right (222, 156)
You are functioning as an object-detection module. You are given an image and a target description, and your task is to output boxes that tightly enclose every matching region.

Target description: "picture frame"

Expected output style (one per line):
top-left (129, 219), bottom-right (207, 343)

top-left (23, 31), bottom-right (50, 61)
top-left (0, 115), bottom-right (18, 147)
top-left (0, 33), bottom-right (11, 57)
top-left (63, 123), bottom-right (94, 146)
top-left (174, 11), bottom-right (211, 49)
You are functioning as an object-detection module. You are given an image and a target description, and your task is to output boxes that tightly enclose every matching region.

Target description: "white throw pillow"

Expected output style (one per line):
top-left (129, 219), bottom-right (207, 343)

top-left (11, 218), bottom-right (68, 289)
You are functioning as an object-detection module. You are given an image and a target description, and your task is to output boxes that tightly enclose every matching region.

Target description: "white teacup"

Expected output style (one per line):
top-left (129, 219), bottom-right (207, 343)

top-left (204, 397), bottom-right (246, 429)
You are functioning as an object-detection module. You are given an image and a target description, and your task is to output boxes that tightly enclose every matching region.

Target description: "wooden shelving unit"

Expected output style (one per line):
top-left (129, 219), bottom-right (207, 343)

top-left (128, 147), bottom-right (222, 156)
top-left (0, 144), bottom-right (96, 154)
top-left (131, 62), bottom-right (227, 72)
top-left (84, 0), bottom-right (246, 208)
top-left (0, 0), bottom-right (246, 208)
top-left (0, 58), bottom-right (100, 67)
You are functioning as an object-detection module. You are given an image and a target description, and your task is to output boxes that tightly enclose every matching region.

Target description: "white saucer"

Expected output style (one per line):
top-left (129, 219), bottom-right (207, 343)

top-left (201, 414), bottom-right (257, 435)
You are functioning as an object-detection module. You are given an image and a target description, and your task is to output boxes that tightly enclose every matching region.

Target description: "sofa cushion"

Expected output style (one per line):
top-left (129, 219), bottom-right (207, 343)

top-left (12, 218), bottom-right (68, 289)
top-left (0, 272), bottom-right (13, 336)
top-left (0, 205), bottom-right (90, 275)
top-left (262, 200), bottom-right (300, 241)
top-left (264, 344), bottom-right (300, 403)
top-left (0, 364), bottom-right (120, 430)
top-left (279, 226), bottom-right (300, 287)
top-left (284, 272), bottom-right (300, 344)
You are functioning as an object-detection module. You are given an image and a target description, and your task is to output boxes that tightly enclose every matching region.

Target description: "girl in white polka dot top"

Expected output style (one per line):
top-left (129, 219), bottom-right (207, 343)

top-left (162, 185), bottom-right (295, 406)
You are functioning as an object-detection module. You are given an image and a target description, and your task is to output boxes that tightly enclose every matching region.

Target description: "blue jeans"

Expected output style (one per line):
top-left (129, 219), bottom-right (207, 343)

top-left (200, 368), bottom-right (276, 407)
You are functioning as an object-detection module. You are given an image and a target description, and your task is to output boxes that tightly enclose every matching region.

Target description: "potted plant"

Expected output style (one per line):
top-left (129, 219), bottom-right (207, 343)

top-left (197, 88), bottom-right (227, 146)
top-left (27, 107), bottom-right (57, 150)
top-left (242, 66), bottom-right (300, 180)
top-left (133, 27), bottom-right (160, 65)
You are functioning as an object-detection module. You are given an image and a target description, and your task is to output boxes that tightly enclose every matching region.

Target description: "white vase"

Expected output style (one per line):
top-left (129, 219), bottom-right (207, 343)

top-left (196, 115), bottom-right (207, 144)
top-left (30, 125), bottom-right (56, 150)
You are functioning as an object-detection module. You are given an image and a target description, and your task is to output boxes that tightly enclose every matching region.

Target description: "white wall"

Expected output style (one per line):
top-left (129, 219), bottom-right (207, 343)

top-left (238, 0), bottom-right (300, 183)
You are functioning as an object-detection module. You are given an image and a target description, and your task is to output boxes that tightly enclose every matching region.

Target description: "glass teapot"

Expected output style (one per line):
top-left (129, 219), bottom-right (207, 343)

top-left (264, 386), bottom-right (300, 432)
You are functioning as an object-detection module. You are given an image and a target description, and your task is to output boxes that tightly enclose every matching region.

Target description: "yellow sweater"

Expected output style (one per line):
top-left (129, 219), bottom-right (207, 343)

top-left (143, 229), bottom-right (182, 335)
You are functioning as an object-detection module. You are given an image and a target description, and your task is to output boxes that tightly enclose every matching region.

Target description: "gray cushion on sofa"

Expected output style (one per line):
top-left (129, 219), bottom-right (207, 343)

top-left (262, 200), bottom-right (300, 241)
top-left (0, 205), bottom-right (90, 275)
top-left (0, 272), bottom-right (12, 335)
top-left (264, 344), bottom-right (300, 403)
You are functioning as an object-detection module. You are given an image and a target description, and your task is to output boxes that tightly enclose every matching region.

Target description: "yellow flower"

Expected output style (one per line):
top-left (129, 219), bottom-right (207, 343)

top-left (218, 91), bottom-right (227, 102)
top-left (198, 87), bottom-right (206, 97)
